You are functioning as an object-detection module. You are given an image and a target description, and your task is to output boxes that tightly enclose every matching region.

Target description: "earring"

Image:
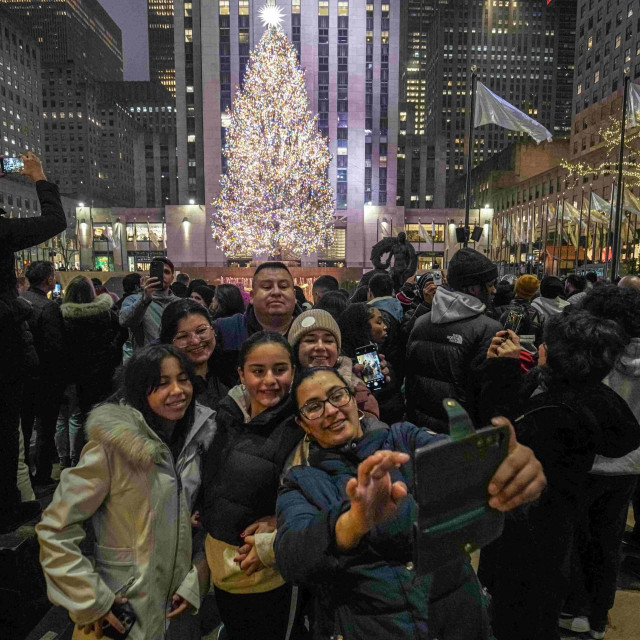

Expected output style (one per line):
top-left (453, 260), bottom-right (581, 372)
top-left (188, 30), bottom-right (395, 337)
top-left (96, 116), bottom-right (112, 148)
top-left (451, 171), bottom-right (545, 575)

top-left (358, 410), bottom-right (365, 422)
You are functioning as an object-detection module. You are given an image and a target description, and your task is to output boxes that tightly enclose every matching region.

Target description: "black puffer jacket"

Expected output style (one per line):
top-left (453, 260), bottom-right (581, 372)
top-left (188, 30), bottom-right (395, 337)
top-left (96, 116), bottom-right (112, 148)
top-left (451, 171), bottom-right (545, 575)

top-left (405, 287), bottom-right (501, 433)
top-left (201, 389), bottom-right (302, 545)
top-left (61, 293), bottom-right (120, 388)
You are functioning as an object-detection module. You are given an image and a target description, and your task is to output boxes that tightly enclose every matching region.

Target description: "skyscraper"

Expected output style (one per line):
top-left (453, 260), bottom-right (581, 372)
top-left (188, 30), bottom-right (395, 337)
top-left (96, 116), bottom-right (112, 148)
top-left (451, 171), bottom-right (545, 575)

top-left (148, 0), bottom-right (176, 96)
top-left (397, 0), bottom-right (435, 209)
top-left (173, 0), bottom-right (401, 267)
top-left (572, 0), bottom-right (639, 118)
top-left (0, 0), bottom-right (123, 81)
top-left (421, 0), bottom-right (575, 208)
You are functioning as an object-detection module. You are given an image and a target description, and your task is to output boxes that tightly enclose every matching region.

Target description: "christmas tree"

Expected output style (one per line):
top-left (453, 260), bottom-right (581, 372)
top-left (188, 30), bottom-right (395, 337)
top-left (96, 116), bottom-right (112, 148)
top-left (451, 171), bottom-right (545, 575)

top-left (211, 5), bottom-right (334, 259)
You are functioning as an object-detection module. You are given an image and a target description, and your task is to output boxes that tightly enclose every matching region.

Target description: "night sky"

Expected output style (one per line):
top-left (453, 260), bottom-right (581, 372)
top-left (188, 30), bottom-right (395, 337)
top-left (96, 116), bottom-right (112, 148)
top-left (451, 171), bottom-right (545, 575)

top-left (99, 0), bottom-right (149, 81)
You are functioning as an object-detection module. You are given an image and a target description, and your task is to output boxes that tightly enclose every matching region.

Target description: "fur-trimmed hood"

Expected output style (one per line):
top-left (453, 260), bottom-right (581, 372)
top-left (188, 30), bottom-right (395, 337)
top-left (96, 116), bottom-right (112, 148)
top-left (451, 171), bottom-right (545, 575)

top-left (85, 401), bottom-right (165, 470)
top-left (61, 292), bottom-right (113, 319)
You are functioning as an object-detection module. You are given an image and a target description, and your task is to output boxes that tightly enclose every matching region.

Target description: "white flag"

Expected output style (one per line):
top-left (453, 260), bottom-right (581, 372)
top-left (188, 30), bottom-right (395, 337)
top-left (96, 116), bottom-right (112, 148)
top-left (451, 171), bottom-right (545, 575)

top-left (418, 221), bottom-right (432, 244)
top-left (627, 82), bottom-right (640, 128)
top-left (474, 82), bottom-right (552, 144)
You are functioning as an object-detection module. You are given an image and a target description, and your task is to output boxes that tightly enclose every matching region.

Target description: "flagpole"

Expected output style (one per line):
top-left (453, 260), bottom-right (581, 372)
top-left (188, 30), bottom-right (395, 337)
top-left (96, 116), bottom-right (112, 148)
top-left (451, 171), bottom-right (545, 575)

top-left (611, 71), bottom-right (631, 279)
top-left (431, 219), bottom-right (435, 263)
top-left (604, 184), bottom-right (616, 280)
top-left (543, 198), bottom-right (550, 276)
top-left (463, 66), bottom-right (478, 248)
top-left (585, 187), bottom-right (592, 267)
top-left (575, 187), bottom-right (585, 273)
top-left (418, 217), bottom-right (422, 254)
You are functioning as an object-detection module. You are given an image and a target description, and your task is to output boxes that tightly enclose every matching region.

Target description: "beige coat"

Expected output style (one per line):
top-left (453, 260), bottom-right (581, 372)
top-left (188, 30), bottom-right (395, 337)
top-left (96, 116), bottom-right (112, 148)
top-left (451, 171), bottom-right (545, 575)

top-left (36, 402), bottom-right (201, 640)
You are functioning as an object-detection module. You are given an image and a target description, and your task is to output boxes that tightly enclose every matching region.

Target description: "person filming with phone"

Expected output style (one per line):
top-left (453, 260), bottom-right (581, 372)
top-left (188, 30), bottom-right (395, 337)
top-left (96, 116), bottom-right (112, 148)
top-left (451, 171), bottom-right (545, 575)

top-left (119, 256), bottom-right (178, 350)
top-left (0, 151), bottom-right (67, 533)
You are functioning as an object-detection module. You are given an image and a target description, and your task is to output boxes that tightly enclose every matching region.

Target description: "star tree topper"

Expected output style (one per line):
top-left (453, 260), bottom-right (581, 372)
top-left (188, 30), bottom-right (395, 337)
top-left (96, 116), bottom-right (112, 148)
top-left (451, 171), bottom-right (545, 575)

top-left (259, 0), bottom-right (284, 29)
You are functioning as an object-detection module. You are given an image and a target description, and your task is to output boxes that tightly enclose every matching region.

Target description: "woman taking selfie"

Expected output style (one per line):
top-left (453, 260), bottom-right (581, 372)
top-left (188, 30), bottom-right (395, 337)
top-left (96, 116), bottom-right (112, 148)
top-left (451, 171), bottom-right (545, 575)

top-left (200, 331), bottom-right (304, 640)
top-left (160, 299), bottom-right (230, 409)
top-left (37, 345), bottom-right (215, 640)
top-left (274, 367), bottom-right (547, 640)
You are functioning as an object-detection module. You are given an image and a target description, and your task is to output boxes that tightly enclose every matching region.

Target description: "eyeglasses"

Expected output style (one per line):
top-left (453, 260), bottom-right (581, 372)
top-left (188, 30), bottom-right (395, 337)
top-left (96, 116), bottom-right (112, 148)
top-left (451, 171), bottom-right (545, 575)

top-left (173, 325), bottom-right (212, 346)
top-left (299, 386), bottom-right (352, 420)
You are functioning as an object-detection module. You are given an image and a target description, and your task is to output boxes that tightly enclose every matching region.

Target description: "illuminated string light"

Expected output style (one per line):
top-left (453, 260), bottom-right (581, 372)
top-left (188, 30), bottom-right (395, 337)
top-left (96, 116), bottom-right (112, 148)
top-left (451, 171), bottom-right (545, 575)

top-left (212, 23), bottom-right (335, 258)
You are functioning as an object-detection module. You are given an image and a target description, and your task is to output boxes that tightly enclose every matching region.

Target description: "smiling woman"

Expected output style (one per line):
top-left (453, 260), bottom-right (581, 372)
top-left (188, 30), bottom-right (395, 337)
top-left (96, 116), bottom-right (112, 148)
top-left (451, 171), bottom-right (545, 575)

top-left (37, 344), bottom-right (218, 640)
top-left (199, 331), bottom-right (306, 640)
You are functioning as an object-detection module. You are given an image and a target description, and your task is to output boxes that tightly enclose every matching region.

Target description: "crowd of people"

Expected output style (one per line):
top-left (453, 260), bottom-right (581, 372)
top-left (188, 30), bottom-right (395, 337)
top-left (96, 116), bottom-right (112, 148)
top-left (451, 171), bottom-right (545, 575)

top-left (1, 159), bottom-right (639, 640)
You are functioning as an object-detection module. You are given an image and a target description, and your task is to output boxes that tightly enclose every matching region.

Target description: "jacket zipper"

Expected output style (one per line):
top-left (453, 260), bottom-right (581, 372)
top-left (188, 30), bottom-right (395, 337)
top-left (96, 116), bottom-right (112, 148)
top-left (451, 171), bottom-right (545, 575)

top-left (163, 446), bottom-right (183, 637)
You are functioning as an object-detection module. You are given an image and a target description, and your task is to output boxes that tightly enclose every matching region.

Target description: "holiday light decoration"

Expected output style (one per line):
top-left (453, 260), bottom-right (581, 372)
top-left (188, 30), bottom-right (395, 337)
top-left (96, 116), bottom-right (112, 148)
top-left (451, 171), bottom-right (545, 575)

top-left (561, 116), bottom-right (640, 187)
top-left (211, 17), bottom-right (334, 259)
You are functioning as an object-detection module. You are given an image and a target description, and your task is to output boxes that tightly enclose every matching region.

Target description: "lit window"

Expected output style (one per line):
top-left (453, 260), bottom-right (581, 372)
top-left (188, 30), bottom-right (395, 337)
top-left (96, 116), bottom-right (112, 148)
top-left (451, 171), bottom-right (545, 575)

top-left (219, 0), bottom-right (229, 15)
top-left (338, 1), bottom-right (348, 16)
top-left (318, 1), bottom-right (328, 16)
top-left (292, 0), bottom-right (300, 14)
top-left (185, 29), bottom-right (193, 43)
top-left (187, 134), bottom-right (196, 142)
top-left (577, 83), bottom-right (582, 95)
top-left (239, 0), bottom-right (249, 15)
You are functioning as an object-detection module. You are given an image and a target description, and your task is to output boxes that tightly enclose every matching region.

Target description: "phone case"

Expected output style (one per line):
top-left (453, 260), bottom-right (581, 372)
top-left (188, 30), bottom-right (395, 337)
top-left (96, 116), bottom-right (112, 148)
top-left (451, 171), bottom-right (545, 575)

top-left (102, 601), bottom-right (137, 640)
top-left (412, 424), bottom-right (509, 574)
top-left (148, 262), bottom-right (164, 285)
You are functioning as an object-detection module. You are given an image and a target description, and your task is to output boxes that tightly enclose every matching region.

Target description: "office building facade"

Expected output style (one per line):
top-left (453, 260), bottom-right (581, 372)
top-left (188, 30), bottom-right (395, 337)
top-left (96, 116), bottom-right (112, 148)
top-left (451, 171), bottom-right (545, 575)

top-left (148, 0), bottom-right (176, 96)
top-left (102, 81), bottom-right (179, 207)
top-left (173, 0), bottom-right (402, 267)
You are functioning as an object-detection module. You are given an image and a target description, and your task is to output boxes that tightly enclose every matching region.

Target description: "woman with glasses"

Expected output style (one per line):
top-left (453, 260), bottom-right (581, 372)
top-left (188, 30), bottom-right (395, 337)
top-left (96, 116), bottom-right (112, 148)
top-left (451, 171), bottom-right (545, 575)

top-left (160, 299), bottom-right (230, 409)
top-left (199, 331), bottom-right (305, 640)
top-left (274, 366), bottom-right (547, 640)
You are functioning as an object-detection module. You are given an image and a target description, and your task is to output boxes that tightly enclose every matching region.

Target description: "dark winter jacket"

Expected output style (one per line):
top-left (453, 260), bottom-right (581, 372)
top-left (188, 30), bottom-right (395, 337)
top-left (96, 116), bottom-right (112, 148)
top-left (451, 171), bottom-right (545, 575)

top-left (61, 293), bottom-right (121, 390)
top-left (401, 299), bottom-right (432, 338)
top-left (498, 297), bottom-right (543, 344)
top-left (405, 287), bottom-right (502, 433)
top-left (214, 304), bottom-right (302, 386)
top-left (22, 287), bottom-right (65, 377)
top-left (476, 357), bottom-right (640, 640)
top-left (200, 389), bottom-right (302, 545)
top-left (275, 420), bottom-right (491, 640)
top-left (193, 371), bottom-right (229, 412)
top-left (0, 181), bottom-right (66, 379)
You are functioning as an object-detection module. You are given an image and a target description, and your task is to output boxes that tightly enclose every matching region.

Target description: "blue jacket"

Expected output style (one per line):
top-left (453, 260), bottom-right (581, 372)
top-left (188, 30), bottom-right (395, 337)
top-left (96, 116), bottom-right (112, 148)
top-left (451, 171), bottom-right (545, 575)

top-left (275, 421), bottom-right (490, 639)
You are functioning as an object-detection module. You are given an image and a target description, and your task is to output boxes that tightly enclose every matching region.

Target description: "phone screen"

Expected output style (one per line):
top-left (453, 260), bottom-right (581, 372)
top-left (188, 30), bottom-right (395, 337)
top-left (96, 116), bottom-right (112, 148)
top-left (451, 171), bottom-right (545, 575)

top-left (53, 284), bottom-right (62, 297)
top-left (1, 157), bottom-right (24, 174)
top-left (355, 344), bottom-right (386, 391)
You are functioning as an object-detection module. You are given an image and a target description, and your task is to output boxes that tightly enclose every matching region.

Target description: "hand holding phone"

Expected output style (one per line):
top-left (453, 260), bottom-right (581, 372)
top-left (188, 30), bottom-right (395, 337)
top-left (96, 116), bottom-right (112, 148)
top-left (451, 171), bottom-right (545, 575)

top-left (355, 343), bottom-right (386, 391)
top-left (102, 599), bottom-right (137, 640)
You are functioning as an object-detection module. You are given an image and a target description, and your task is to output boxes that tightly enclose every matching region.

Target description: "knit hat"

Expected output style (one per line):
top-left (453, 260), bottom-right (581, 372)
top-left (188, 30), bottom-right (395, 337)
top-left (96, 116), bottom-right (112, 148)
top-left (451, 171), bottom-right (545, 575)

top-left (514, 275), bottom-right (540, 300)
top-left (447, 248), bottom-right (498, 290)
top-left (288, 309), bottom-right (342, 352)
top-left (540, 275), bottom-right (564, 299)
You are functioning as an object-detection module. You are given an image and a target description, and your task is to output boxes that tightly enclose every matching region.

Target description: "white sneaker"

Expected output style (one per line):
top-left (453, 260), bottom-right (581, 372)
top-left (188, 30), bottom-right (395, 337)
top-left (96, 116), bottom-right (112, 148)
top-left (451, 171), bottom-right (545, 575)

top-left (558, 614), bottom-right (590, 633)
top-left (589, 630), bottom-right (605, 639)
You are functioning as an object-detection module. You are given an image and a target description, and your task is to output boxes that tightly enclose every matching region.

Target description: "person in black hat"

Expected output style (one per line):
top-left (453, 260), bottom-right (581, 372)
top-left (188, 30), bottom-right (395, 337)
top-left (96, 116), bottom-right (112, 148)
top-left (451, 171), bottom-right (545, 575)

top-left (404, 248), bottom-right (501, 433)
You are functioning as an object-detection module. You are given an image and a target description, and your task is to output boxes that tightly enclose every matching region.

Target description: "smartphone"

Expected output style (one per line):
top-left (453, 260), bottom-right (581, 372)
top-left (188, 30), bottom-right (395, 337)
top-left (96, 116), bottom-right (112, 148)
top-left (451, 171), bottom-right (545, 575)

top-left (503, 310), bottom-right (524, 334)
top-left (52, 283), bottom-right (62, 299)
top-left (413, 423), bottom-right (509, 574)
top-left (429, 270), bottom-right (443, 286)
top-left (102, 601), bottom-right (137, 640)
top-left (355, 343), bottom-right (386, 391)
top-left (1, 157), bottom-right (24, 174)
top-left (148, 260), bottom-right (164, 288)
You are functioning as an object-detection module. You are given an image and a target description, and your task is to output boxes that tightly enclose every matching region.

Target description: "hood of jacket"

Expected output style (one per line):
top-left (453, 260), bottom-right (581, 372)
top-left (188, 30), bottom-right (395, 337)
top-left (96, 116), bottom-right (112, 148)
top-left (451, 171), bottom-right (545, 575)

top-left (369, 296), bottom-right (403, 322)
top-left (430, 286), bottom-right (486, 324)
top-left (150, 288), bottom-right (179, 307)
top-left (531, 296), bottom-right (569, 316)
top-left (61, 292), bottom-right (113, 319)
top-left (85, 401), bottom-right (167, 471)
top-left (228, 383), bottom-right (253, 422)
top-left (613, 337), bottom-right (640, 378)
